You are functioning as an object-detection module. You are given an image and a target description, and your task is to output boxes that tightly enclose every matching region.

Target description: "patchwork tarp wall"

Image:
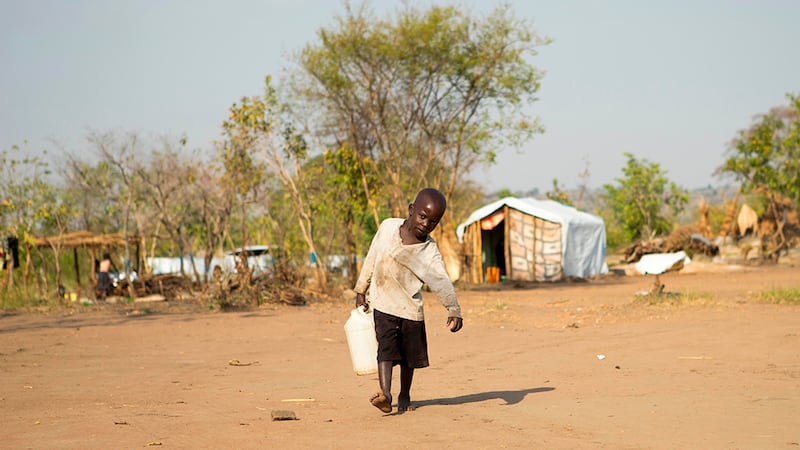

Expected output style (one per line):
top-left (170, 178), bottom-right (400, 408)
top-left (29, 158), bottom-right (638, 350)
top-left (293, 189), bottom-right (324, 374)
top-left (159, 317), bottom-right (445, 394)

top-left (456, 197), bottom-right (608, 283)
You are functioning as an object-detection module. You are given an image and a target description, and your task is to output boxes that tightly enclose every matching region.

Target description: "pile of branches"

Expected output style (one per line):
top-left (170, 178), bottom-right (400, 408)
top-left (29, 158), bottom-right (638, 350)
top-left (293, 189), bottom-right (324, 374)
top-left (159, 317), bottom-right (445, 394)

top-left (207, 258), bottom-right (308, 309)
top-left (758, 196), bottom-right (800, 261)
top-left (621, 237), bottom-right (665, 264)
top-left (108, 257), bottom-right (321, 307)
top-left (621, 226), bottom-right (719, 264)
top-left (663, 226), bottom-right (719, 257)
top-left (111, 273), bottom-right (197, 300)
top-left (251, 260), bottom-right (308, 306)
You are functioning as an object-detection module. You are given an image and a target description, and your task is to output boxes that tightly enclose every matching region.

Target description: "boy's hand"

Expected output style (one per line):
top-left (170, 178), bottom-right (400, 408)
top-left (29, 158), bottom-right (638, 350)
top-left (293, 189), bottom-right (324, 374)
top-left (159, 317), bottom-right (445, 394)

top-left (447, 316), bottom-right (463, 333)
top-left (355, 293), bottom-right (368, 311)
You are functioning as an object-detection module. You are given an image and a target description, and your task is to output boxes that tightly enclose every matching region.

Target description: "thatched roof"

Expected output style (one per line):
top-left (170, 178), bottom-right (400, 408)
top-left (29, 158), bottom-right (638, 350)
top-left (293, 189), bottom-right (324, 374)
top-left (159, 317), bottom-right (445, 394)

top-left (33, 231), bottom-right (136, 249)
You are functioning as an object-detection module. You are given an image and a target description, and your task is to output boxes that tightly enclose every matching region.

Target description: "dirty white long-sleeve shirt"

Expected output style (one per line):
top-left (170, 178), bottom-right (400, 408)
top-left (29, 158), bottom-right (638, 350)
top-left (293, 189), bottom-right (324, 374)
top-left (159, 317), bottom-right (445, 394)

top-left (354, 218), bottom-right (461, 321)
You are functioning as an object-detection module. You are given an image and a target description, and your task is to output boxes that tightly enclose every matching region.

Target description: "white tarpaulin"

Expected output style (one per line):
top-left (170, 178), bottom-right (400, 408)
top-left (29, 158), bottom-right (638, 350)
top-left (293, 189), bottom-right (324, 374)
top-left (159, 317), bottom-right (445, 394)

top-left (634, 251), bottom-right (691, 275)
top-left (456, 197), bottom-right (608, 278)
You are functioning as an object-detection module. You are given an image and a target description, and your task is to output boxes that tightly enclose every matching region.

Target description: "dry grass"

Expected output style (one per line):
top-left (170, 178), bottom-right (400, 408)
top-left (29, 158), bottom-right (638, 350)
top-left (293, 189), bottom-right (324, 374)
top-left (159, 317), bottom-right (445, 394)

top-left (756, 287), bottom-right (800, 305)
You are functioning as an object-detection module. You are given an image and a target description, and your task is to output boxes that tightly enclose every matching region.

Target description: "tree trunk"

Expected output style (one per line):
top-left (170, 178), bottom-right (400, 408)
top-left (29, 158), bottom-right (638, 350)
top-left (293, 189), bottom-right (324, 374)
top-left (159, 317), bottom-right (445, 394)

top-left (434, 224), bottom-right (461, 282)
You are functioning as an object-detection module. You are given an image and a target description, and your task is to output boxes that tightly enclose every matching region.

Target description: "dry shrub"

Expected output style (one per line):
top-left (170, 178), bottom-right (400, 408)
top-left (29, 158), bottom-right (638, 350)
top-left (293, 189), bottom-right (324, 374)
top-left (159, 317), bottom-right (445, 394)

top-left (208, 258), bottom-right (309, 310)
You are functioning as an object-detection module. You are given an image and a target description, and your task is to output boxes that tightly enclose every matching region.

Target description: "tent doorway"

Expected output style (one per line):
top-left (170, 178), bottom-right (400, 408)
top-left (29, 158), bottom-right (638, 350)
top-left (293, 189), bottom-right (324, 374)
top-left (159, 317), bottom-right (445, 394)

top-left (481, 220), bottom-right (506, 282)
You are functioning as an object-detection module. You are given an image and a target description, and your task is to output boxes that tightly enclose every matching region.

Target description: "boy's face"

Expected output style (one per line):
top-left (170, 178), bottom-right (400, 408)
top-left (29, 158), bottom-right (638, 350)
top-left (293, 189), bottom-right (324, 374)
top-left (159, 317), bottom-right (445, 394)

top-left (407, 194), bottom-right (445, 240)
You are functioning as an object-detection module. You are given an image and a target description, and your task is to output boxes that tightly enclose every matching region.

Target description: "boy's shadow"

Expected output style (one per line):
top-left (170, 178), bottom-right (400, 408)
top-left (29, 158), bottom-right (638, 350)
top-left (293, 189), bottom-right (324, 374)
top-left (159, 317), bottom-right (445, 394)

top-left (412, 387), bottom-right (554, 409)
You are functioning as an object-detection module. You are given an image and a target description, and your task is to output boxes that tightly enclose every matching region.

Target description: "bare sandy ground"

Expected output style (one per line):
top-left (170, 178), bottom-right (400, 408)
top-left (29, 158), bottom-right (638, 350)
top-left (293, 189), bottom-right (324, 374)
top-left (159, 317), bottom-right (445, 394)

top-left (2, 264), bottom-right (799, 449)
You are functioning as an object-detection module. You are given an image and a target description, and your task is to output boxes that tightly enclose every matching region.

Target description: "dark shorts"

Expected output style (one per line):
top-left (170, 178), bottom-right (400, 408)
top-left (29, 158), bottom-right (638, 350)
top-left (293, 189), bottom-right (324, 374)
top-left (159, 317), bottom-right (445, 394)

top-left (96, 272), bottom-right (111, 292)
top-left (373, 309), bottom-right (429, 369)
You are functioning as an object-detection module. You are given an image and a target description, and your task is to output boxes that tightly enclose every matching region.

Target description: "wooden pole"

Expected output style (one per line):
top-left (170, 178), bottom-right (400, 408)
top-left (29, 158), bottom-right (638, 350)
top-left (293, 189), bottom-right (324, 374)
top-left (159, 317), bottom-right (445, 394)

top-left (73, 247), bottom-right (80, 287)
top-left (90, 247), bottom-right (97, 284)
top-left (473, 222), bottom-right (482, 283)
top-left (503, 206), bottom-right (511, 281)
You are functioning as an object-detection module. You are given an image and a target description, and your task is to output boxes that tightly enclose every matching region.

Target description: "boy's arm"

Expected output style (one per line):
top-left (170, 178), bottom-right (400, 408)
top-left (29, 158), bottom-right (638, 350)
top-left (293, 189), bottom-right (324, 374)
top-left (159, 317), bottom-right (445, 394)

top-left (446, 316), bottom-right (463, 333)
top-left (424, 251), bottom-right (463, 332)
top-left (353, 261), bottom-right (374, 310)
top-left (353, 227), bottom-right (381, 309)
top-left (355, 293), bottom-right (368, 310)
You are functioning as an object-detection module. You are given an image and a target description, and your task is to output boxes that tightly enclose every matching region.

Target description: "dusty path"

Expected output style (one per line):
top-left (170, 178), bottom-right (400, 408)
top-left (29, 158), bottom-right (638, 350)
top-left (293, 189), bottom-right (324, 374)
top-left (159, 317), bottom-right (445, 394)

top-left (2, 265), bottom-right (799, 449)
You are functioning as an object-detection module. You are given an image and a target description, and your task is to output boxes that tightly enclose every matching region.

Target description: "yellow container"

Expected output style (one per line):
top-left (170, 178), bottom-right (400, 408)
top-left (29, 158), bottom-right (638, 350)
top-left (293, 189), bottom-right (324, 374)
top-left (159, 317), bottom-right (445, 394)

top-left (486, 266), bottom-right (500, 284)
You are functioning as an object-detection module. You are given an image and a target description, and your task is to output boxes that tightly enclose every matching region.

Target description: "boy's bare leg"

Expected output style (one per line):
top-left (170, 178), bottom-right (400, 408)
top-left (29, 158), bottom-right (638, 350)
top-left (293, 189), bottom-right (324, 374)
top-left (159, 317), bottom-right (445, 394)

top-left (398, 365), bottom-right (415, 412)
top-left (378, 361), bottom-right (393, 402)
top-left (370, 361), bottom-right (393, 413)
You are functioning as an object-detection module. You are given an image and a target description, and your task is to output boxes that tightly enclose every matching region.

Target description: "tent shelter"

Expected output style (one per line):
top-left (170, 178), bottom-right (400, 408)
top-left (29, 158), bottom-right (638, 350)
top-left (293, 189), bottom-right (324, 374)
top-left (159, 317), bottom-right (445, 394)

top-left (456, 197), bottom-right (608, 283)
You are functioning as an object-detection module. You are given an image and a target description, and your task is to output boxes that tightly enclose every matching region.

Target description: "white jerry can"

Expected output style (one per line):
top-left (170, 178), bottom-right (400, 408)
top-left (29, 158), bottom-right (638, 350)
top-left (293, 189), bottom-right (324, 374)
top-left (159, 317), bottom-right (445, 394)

top-left (344, 306), bottom-right (378, 375)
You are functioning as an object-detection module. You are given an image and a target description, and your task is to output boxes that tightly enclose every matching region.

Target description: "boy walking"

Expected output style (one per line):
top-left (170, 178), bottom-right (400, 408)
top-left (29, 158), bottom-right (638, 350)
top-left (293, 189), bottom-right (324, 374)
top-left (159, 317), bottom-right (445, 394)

top-left (354, 188), bottom-right (463, 413)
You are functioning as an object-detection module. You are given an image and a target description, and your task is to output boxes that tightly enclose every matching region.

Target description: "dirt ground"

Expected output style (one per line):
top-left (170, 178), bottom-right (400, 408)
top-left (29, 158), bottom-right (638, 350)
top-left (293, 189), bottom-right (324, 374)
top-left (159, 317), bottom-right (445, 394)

top-left (2, 263), bottom-right (799, 449)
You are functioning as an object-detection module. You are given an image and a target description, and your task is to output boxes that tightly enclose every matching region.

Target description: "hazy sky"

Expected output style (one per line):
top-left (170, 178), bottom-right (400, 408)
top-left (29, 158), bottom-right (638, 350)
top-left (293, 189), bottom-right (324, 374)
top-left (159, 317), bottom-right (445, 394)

top-left (2, 0), bottom-right (798, 193)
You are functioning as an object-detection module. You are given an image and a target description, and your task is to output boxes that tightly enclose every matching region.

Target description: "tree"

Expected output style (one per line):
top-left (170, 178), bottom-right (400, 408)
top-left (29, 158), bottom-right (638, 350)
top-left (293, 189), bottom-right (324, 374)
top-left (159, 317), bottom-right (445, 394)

top-left (191, 161), bottom-right (234, 283)
top-left (217, 103), bottom-right (269, 251)
top-left (320, 144), bottom-right (377, 285)
top-left (0, 147), bottom-right (79, 294)
top-left (293, 2), bottom-right (550, 220)
top-left (135, 138), bottom-right (202, 279)
top-left (720, 93), bottom-right (799, 207)
top-left (222, 77), bottom-right (327, 286)
top-left (719, 93), bottom-right (800, 256)
top-left (545, 178), bottom-right (572, 206)
top-left (34, 180), bottom-right (79, 292)
top-left (85, 131), bottom-right (152, 295)
top-left (575, 157), bottom-right (592, 209)
top-left (62, 155), bottom-right (122, 234)
top-left (603, 153), bottom-right (688, 242)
